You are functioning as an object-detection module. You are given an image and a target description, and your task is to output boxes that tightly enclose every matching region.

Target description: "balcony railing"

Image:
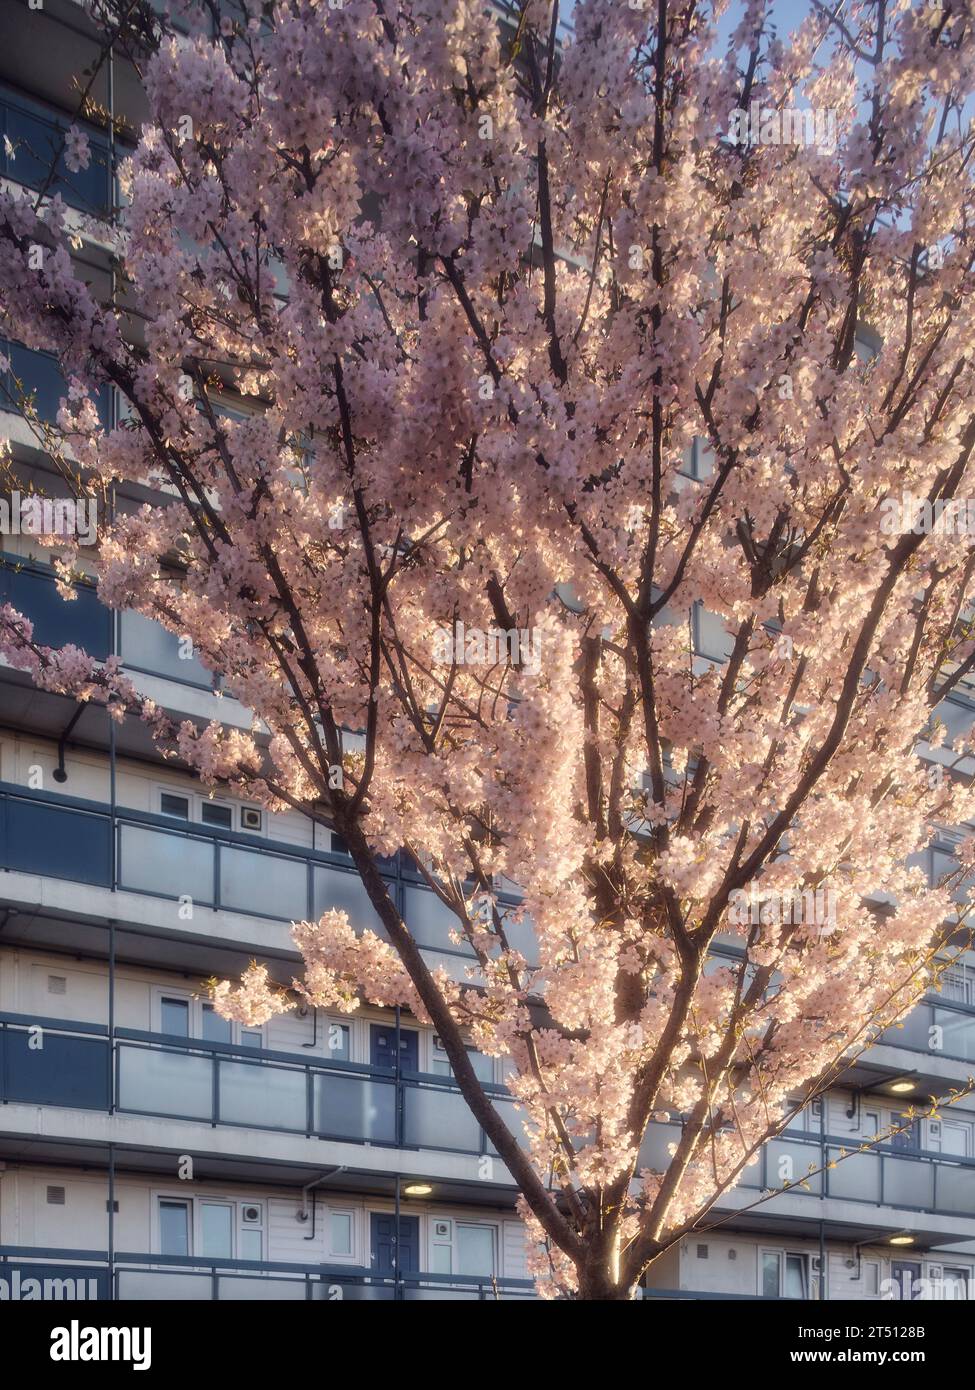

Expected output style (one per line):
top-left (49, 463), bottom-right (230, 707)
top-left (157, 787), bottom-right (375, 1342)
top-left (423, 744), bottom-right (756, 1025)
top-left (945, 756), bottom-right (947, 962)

top-left (0, 1012), bottom-right (527, 1162)
top-left (878, 994), bottom-right (975, 1063)
top-left (0, 342), bottom-right (112, 428)
top-left (4, 1003), bottom-right (975, 1215)
top-left (0, 1246), bottom-right (536, 1301)
top-left (0, 781), bottom-right (539, 969)
top-left (0, 550), bottom-right (224, 689)
top-left (640, 1120), bottom-right (975, 1221)
top-left (0, 555), bottom-right (112, 660)
top-left (0, 85), bottom-right (114, 217)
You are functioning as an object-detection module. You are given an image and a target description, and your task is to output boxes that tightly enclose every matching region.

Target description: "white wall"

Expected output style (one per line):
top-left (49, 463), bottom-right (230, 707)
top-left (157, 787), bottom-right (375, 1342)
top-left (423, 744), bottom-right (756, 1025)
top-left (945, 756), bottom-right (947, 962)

top-left (0, 1167), bottom-right (527, 1279)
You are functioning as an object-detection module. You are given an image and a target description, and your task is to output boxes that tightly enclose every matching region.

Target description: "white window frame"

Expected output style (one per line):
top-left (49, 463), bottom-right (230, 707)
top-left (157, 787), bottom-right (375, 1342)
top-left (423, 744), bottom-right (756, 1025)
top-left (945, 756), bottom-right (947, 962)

top-left (324, 1206), bottom-right (357, 1262)
top-left (154, 1194), bottom-right (193, 1259)
top-left (429, 1032), bottom-right (495, 1082)
top-left (152, 1192), bottom-right (265, 1261)
top-left (151, 986), bottom-right (266, 1049)
top-left (759, 1247), bottom-right (812, 1299)
top-left (430, 1219), bottom-right (500, 1281)
top-left (196, 1197), bottom-right (236, 1261)
top-left (153, 785), bottom-right (264, 835)
top-left (323, 1017), bottom-right (352, 1063)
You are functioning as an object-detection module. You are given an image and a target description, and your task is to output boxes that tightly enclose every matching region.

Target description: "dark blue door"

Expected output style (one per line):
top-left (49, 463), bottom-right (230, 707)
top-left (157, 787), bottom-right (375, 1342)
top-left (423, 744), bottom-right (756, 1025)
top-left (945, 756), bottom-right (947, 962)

top-left (370, 1213), bottom-right (420, 1277)
top-left (370, 1024), bottom-right (418, 1072)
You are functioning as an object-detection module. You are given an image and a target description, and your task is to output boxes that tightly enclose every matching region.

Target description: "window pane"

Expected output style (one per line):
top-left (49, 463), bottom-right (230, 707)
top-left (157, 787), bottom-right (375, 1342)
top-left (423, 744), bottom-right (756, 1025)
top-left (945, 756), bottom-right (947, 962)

top-left (202, 1003), bottom-right (232, 1044)
top-left (432, 1038), bottom-right (493, 1082)
top-left (326, 1022), bottom-right (350, 1061)
top-left (469, 1050), bottom-right (494, 1083)
top-left (431, 1244), bottom-right (452, 1274)
top-left (160, 998), bottom-right (189, 1037)
top-left (761, 1252), bottom-right (780, 1299)
top-left (160, 792), bottom-right (190, 819)
top-left (239, 1228), bottom-right (262, 1261)
top-left (201, 802), bottom-right (233, 828)
top-left (784, 1254), bottom-right (807, 1300)
top-left (201, 1203), bottom-right (233, 1258)
top-left (240, 1029), bottom-right (262, 1049)
top-left (456, 1225), bottom-right (495, 1277)
top-left (329, 1212), bottom-right (353, 1257)
top-left (159, 1201), bottom-right (189, 1257)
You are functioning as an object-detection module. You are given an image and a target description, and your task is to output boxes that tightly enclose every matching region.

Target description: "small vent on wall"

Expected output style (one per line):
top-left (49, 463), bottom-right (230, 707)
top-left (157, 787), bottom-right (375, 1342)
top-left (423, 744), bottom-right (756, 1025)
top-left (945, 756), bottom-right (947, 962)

top-left (47, 975), bottom-right (67, 996)
top-left (728, 1249), bottom-right (737, 1261)
top-left (46, 1186), bottom-right (66, 1205)
top-left (696, 1244), bottom-right (708, 1259)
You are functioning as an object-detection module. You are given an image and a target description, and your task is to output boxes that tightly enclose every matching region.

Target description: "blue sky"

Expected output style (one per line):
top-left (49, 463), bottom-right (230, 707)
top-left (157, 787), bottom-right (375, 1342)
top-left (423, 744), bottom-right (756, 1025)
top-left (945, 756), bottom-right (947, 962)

top-left (559, 1), bottom-right (826, 42)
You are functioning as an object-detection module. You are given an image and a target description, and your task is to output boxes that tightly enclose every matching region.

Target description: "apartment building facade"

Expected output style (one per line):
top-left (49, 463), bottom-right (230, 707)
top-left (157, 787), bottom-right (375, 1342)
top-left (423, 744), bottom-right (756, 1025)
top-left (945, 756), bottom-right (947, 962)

top-left (0, 0), bottom-right (974, 1303)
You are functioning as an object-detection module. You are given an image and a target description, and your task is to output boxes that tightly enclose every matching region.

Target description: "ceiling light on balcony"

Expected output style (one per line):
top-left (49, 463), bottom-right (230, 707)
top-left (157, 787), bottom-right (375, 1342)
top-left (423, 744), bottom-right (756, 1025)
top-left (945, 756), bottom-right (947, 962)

top-left (889, 1080), bottom-right (916, 1094)
top-left (403, 1183), bottom-right (433, 1197)
top-left (889, 1234), bottom-right (915, 1246)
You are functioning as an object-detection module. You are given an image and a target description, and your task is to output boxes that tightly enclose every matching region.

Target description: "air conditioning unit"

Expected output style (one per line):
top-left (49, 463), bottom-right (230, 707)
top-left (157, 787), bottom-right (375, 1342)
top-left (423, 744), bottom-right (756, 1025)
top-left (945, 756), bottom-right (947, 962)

top-left (434, 1220), bottom-right (451, 1239)
top-left (241, 1204), bottom-right (262, 1225)
top-left (241, 807), bottom-right (263, 832)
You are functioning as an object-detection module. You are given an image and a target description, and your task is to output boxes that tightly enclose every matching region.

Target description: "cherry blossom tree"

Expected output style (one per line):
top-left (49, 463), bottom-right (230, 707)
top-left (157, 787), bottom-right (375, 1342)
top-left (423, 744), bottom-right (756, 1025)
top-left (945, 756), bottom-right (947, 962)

top-left (1, 0), bottom-right (975, 1298)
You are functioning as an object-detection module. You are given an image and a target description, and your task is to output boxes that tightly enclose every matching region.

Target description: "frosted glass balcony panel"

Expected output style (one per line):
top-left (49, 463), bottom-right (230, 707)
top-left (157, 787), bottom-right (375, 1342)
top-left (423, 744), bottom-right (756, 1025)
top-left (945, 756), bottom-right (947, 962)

top-left (936, 1008), bottom-right (975, 1061)
top-left (739, 1158), bottom-right (763, 1189)
top-left (218, 1060), bottom-right (305, 1130)
top-left (766, 1138), bottom-right (821, 1194)
top-left (220, 846), bottom-right (307, 920)
top-left (403, 1086), bottom-right (480, 1152)
top-left (313, 865), bottom-right (386, 934)
top-left (219, 1277), bottom-right (306, 1300)
top-left (405, 1287), bottom-right (479, 1301)
top-left (314, 1073), bottom-right (396, 1143)
top-left (117, 1047), bottom-right (212, 1119)
top-left (827, 1147), bottom-right (879, 1202)
top-left (117, 1271), bottom-right (212, 1300)
top-left (935, 1161), bottom-right (975, 1216)
top-left (637, 1121), bottom-right (682, 1171)
top-left (884, 1156), bottom-right (934, 1209)
top-left (486, 1099), bottom-right (532, 1156)
top-left (119, 824), bottom-right (214, 902)
top-left (120, 610), bottom-right (214, 685)
top-left (403, 885), bottom-right (472, 953)
top-left (882, 1006), bottom-right (934, 1051)
top-left (420, 949), bottom-right (482, 985)
top-left (501, 911), bottom-right (539, 967)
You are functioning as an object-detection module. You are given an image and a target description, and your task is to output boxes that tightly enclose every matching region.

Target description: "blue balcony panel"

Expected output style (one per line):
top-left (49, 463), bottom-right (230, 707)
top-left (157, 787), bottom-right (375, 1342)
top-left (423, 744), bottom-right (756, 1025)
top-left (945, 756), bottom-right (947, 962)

top-left (0, 1023), bottom-right (109, 1109)
top-left (0, 559), bottom-right (112, 659)
top-left (1, 795), bottom-right (111, 885)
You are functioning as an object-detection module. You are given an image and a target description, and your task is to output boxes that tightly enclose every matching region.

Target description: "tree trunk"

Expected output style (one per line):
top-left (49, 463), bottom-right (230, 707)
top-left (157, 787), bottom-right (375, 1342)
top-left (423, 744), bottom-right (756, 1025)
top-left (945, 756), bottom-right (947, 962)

top-left (574, 1271), bottom-right (639, 1300)
top-left (575, 1249), bottom-right (639, 1300)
